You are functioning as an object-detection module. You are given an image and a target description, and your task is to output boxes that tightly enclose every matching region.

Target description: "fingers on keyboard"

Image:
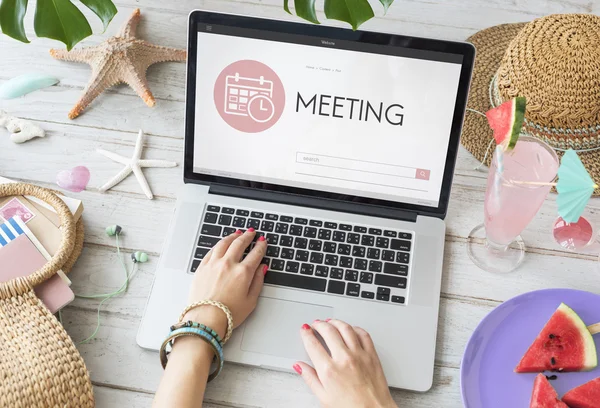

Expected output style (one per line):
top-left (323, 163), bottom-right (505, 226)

top-left (226, 229), bottom-right (255, 260)
top-left (194, 206), bottom-right (411, 305)
top-left (210, 230), bottom-right (240, 258)
top-left (244, 237), bottom-right (267, 268)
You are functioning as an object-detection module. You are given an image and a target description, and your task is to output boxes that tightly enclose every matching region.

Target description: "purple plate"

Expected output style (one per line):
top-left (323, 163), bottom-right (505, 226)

top-left (461, 289), bottom-right (600, 407)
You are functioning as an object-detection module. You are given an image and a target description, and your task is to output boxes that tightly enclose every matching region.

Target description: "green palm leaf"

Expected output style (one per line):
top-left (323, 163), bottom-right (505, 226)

top-left (286, 0), bottom-right (394, 29)
top-left (0, 0), bottom-right (117, 49)
top-left (0, 0), bottom-right (30, 43)
top-left (80, 0), bottom-right (117, 31)
top-left (379, 0), bottom-right (393, 12)
top-left (2, 0), bottom-right (390, 49)
top-left (34, 0), bottom-right (92, 50)
top-left (325, 0), bottom-right (374, 30)
top-left (285, 0), bottom-right (320, 25)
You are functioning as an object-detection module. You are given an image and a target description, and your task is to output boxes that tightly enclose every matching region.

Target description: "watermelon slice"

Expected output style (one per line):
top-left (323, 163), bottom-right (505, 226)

top-left (516, 303), bottom-right (597, 373)
top-left (530, 374), bottom-right (570, 408)
top-left (486, 96), bottom-right (526, 151)
top-left (562, 377), bottom-right (600, 408)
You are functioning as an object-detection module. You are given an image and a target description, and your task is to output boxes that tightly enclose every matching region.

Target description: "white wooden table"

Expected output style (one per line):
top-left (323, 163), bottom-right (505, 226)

top-left (1, 1), bottom-right (598, 407)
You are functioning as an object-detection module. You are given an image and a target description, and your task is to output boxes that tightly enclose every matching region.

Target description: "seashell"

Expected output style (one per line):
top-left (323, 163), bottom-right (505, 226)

top-left (0, 73), bottom-right (59, 99)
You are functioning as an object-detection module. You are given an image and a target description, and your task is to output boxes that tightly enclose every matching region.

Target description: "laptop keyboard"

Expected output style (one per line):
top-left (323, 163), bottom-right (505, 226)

top-left (189, 204), bottom-right (412, 305)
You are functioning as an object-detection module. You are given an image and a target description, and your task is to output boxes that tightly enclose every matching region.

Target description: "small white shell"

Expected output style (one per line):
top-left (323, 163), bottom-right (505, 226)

top-left (0, 111), bottom-right (45, 143)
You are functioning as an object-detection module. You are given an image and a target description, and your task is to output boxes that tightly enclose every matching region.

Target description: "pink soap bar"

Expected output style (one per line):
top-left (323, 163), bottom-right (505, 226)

top-left (56, 165), bottom-right (90, 193)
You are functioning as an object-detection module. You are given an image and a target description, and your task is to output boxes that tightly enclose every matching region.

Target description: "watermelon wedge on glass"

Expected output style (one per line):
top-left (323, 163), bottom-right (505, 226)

top-left (486, 96), bottom-right (526, 151)
top-left (562, 377), bottom-right (600, 408)
top-left (530, 374), bottom-right (569, 408)
top-left (516, 303), bottom-right (598, 373)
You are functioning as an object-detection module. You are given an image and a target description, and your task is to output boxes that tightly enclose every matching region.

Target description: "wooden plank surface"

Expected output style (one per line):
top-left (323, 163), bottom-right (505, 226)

top-left (0, 1), bottom-right (597, 407)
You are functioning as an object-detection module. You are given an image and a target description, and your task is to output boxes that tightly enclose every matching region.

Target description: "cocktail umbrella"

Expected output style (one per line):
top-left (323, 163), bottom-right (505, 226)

top-left (557, 149), bottom-right (598, 223)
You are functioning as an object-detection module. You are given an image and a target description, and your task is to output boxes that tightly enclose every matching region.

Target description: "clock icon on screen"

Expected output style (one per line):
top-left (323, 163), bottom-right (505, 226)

top-left (248, 95), bottom-right (276, 123)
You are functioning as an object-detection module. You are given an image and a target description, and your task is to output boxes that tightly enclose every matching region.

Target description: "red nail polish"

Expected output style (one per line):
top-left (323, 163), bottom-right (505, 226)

top-left (301, 323), bottom-right (311, 330)
top-left (258, 236), bottom-right (266, 242)
top-left (248, 227), bottom-right (255, 232)
top-left (235, 229), bottom-right (242, 234)
top-left (325, 318), bottom-right (332, 322)
top-left (293, 364), bottom-right (302, 375)
top-left (313, 319), bottom-right (320, 323)
top-left (263, 265), bottom-right (268, 275)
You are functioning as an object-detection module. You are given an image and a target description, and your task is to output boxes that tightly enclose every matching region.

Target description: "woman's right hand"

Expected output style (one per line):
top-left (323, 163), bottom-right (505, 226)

top-left (183, 228), bottom-right (267, 338)
top-left (294, 319), bottom-right (398, 408)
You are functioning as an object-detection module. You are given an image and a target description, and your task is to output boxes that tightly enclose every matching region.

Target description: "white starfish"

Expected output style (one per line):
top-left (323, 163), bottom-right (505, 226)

top-left (97, 129), bottom-right (177, 199)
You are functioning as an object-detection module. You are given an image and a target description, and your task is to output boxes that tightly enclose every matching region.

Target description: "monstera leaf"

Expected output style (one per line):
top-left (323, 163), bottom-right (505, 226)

top-left (0, 0), bottom-right (117, 49)
top-left (285, 0), bottom-right (394, 30)
top-left (1, 0), bottom-right (392, 50)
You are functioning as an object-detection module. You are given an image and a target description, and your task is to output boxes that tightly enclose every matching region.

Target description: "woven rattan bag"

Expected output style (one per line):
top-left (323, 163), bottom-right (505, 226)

top-left (0, 183), bottom-right (94, 407)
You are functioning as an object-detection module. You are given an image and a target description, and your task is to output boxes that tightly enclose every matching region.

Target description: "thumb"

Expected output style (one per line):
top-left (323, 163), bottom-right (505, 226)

top-left (293, 362), bottom-right (325, 399)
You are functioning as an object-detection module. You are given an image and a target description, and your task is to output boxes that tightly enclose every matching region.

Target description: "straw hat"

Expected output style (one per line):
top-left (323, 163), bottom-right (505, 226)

top-left (462, 14), bottom-right (600, 194)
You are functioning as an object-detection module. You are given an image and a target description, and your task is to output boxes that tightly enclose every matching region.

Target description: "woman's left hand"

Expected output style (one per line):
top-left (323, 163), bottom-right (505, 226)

top-left (294, 319), bottom-right (397, 408)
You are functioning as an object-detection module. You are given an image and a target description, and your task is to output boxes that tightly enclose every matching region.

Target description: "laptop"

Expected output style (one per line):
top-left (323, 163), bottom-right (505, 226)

top-left (137, 10), bottom-right (475, 391)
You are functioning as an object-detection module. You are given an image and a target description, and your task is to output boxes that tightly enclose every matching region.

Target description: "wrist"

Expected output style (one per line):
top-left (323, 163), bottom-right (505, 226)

top-left (370, 391), bottom-right (397, 408)
top-left (183, 305), bottom-right (228, 340)
top-left (168, 334), bottom-right (216, 374)
top-left (381, 397), bottom-right (398, 408)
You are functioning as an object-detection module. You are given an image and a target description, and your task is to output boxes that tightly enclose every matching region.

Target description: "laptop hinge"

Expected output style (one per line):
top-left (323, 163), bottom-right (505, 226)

top-left (208, 184), bottom-right (419, 223)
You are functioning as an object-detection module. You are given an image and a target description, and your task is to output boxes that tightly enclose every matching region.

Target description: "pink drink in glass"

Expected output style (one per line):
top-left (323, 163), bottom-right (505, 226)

top-left (484, 137), bottom-right (559, 247)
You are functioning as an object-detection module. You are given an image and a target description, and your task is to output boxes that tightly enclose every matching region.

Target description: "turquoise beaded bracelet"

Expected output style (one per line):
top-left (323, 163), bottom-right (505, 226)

top-left (170, 321), bottom-right (223, 346)
top-left (160, 327), bottom-right (225, 381)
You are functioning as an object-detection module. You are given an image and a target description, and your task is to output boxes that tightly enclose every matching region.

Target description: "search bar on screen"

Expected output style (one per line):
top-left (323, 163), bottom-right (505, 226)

top-left (296, 152), bottom-right (430, 180)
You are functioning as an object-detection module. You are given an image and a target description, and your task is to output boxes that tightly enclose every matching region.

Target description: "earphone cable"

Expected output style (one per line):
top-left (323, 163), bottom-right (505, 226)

top-left (75, 234), bottom-right (135, 299)
top-left (58, 233), bottom-right (140, 344)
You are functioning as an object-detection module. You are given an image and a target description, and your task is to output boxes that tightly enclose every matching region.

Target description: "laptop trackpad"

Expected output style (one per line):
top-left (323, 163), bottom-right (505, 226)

top-left (241, 297), bottom-right (332, 360)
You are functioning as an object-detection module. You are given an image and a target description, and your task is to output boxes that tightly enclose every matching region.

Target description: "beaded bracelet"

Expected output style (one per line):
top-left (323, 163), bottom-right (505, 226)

top-left (170, 321), bottom-right (223, 346)
top-left (179, 300), bottom-right (233, 344)
top-left (160, 327), bottom-right (224, 381)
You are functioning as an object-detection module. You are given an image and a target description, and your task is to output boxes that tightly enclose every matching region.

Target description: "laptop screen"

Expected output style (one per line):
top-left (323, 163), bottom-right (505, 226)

top-left (192, 23), bottom-right (464, 208)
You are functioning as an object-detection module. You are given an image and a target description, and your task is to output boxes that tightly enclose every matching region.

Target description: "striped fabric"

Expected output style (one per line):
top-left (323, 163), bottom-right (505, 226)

top-left (0, 217), bottom-right (26, 247)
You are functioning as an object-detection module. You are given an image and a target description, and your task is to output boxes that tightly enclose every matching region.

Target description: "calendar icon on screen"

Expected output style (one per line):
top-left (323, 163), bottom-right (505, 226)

top-left (224, 73), bottom-right (276, 123)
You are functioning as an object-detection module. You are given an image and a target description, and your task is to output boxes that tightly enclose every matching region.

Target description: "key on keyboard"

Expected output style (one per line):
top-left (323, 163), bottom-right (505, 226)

top-left (265, 272), bottom-right (326, 291)
top-left (189, 204), bottom-right (413, 306)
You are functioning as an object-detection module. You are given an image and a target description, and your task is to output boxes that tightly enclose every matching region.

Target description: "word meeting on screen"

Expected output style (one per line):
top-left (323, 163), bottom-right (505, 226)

top-left (296, 93), bottom-right (404, 126)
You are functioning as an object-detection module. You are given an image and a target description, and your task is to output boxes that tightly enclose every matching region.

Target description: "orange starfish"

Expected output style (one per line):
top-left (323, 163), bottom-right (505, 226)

top-left (50, 9), bottom-right (186, 119)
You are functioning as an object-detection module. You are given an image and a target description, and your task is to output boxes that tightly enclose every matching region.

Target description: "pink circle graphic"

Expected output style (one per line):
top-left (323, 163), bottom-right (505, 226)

top-left (214, 60), bottom-right (286, 133)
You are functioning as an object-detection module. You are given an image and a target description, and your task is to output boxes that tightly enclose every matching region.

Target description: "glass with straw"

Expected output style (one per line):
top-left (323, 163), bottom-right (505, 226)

top-left (467, 136), bottom-right (559, 273)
